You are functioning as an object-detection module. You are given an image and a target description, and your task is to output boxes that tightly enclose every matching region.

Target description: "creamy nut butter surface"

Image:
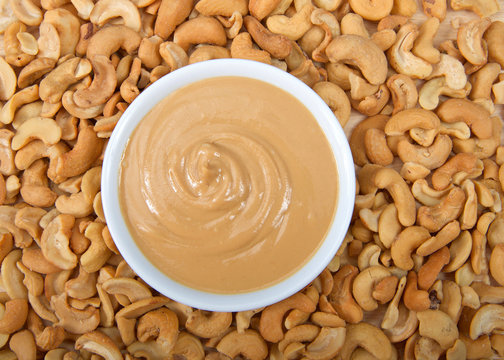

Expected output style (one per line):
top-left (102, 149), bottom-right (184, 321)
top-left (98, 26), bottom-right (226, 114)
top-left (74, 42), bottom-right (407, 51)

top-left (119, 76), bottom-right (338, 293)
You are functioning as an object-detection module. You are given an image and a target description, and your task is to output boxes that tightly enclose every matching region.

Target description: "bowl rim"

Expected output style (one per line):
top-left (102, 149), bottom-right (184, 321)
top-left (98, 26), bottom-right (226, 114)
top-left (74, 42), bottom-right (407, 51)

top-left (101, 59), bottom-right (355, 312)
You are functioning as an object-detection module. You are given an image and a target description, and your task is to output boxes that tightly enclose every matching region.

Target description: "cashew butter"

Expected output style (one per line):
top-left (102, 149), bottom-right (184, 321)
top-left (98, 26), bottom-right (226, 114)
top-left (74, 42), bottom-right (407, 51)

top-left (119, 76), bottom-right (338, 293)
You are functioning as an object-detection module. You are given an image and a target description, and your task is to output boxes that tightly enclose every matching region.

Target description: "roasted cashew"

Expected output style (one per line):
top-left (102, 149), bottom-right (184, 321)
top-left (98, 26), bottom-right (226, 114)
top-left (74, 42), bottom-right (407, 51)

top-left (0, 299), bottom-right (28, 334)
top-left (216, 329), bottom-right (268, 360)
top-left (397, 135), bottom-right (452, 171)
top-left (340, 322), bottom-right (394, 360)
top-left (249, 0), bottom-right (281, 20)
top-left (490, 244), bottom-right (504, 286)
top-left (42, 8), bottom-right (80, 57)
top-left (75, 330), bottom-right (122, 360)
top-left (326, 34), bottom-right (388, 85)
top-left (403, 271), bottom-right (431, 312)
top-left (484, 20), bottom-right (504, 68)
top-left (136, 308), bottom-right (178, 353)
top-left (329, 265), bottom-right (363, 324)
top-left (303, 326), bottom-right (346, 359)
top-left (64, 265), bottom-right (97, 300)
top-left (11, 117), bottom-right (62, 151)
top-left (384, 108), bottom-right (440, 137)
top-left (195, 0), bottom-right (248, 16)
top-left (431, 153), bottom-right (483, 190)
top-left (266, 4), bottom-right (313, 41)
top-left (51, 293), bottom-right (100, 334)
top-left (419, 77), bottom-right (471, 110)
top-left (391, 226), bottom-right (431, 270)
top-left (154, 0), bottom-right (192, 39)
top-left (348, 0), bottom-right (393, 21)
top-left (9, 0), bottom-right (42, 26)
top-left (86, 25), bottom-right (142, 59)
top-left (0, 85), bottom-right (39, 125)
top-left (352, 265), bottom-right (391, 311)
top-left (313, 81), bottom-right (351, 127)
top-left (40, 214), bottom-right (77, 270)
top-left (417, 187), bottom-right (466, 232)
top-left (341, 13), bottom-right (369, 38)
top-left (230, 32), bottom-right (271, 64)
top-left (174, 16), bottom-right (227, 51)
top-left (388, 22), bottom-right (433, 79)
top-left (412, 17), bottom-right (441, 64)
top-left (90, 0), bottom-right (141, 32)
top-left (0, 57), bottom-right (16, 100)
top-left (417, 247), bottom-right (450, 290)
top-left (457, 18), bottom-right (491, 66)
top-left (386, 74), bottom-right (418, 114)
top-left (451, 0), bottom-right (500, 17)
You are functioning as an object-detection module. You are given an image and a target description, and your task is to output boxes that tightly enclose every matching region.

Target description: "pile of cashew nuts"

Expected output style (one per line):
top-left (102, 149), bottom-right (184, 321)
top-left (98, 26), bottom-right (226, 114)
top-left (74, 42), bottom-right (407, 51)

top-left (0, 0), bottom-right (502, 358)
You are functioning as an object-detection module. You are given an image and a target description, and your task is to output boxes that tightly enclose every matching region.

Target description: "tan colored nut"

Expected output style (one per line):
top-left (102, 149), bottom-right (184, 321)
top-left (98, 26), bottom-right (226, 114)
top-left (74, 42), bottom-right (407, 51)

top-left (417, 220), bottom-right (460, 256)
top-left (391, 226), bottom-right (431, 270)
top-left (341, 13), bottom-right (369, 38)
top-left (4, 21), bottom-right (35, 67)
top-left (386, 74), bottom-right (418, 115)
top-left (422, 0), bottom-right (447, 20)
top-left (16, 261), bottom-right (43, 297)
top-left (0, 299), bottom-right (28, 334)
top-left (65, 265), bottom-right (97, 299)
top-left (348, 0), bottom-right (393, 21)
top-left (385, 108), bottom-right (440, 136)
top-left (249, 0), bottom-right (281, 20)
top-left (329, 265), bottom-right (363, 324)
top-left (378, 203), bottom-right (402, 249)
top-left (381, 275), bottom-right (406, 329)
top-left (244, 15), bottom-right (291, 59)
top-left (349, 73), bottom-right (379, 100)
top-left (388, 22), bottom-right (433, 79)
top-left (417, 247), bottom-right (450, 290)
top-left (412, 17), bottom-right (441, 64)
top-left (11, 117), bottom-right (62, 151)
top-left (427, 54), bottom-right (467, 90)
top-left (40, 57), bottom-right (92, 104)
top-left (397, 135), bottom-right (452, 171)
top-left (259, 292), bottom-right (316, 342)
top-left (417, 186), bottom-right (466, 232)
top-left (457, 18), bottom-right (491, 66)
top-left (36, 21), bottom-right (60, 62)
top-left (215, 329), bottom-right (268, 360)
top-left (484, 20), bottom-right (504, 68)
top-left (404, 272), bottom-right (431, 312)
top-left (363, 128), bottom-right (393, 166)
top-left (17, 58), bottom-right (56, 90)
top-left (371, 29), bottom-right (396, 51)
top-left (451, 0), bottom-right (500, 17)
top-left (0, 85), bottom-right (39, 125)
top-left (51, 293), bottom-right (100, 334)
top-left (173, 16), bottom-right (227, 52)
top-left (138, 36), bottom-right (163, 69)
top-left (419, 77), bottom-right (471, 110)
top-left (153, 0), bottom-right (192, 39)
top-left (490, 244), bottom-right (504, 286)
top-left (340, 322), bottom-right (393, 360)
top-left (326, 62), bottom-right (360, 91)
top-left (349, 115), bottom-right (388, 166)
top-left (431, 153), bottom-right (482, 190)
top-left (102, 277), bottom-right (151, 304)
top-left (470, 304), bottom-right (504, 340)
top-left (195, 0), bottom-right (247, 16)
top-left (313, 81), bottom-right (351, 127)
top-left (391, 0), bottom-right (417, 16)
top-left (90, 0), bottom-right (141, 32)
top-left (0, 130), bottom-right (19, 176)
top-left (185, 311), bottom-right (232, 339)
top-left (302, 326), bottom-right (346, 359)
top-left (40, 214), bottom-right (77, 271)
top-left (384, 302), bottom-right (418, 343)
top-left (21, 248), bottom-right (61, 274)
top-left (9, 329), bottom-right (36, 360)
top-left (352, 265), bottom-right (391, 311)
top-left (81, 221), bottom-right (112, 273)
top-left (265, 4), bottom-right (313, 41)
top-left (0, 57), bottom-right (16, 101)
top-left (351, 83), bottom-right (390, 116)
top-left (75, 330), bottom-right (122, 360)
top-left (230, 32), bottom-right (271, 63)
top-left (326, 34), bottom-right (387, 85)
top-left (87, 25), bottom-right (142, 60)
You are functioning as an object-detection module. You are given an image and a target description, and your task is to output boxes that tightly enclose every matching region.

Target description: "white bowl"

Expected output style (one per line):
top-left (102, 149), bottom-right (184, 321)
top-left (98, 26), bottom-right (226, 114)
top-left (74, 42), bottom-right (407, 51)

top-left (102, 59), bottom-right (355, 312)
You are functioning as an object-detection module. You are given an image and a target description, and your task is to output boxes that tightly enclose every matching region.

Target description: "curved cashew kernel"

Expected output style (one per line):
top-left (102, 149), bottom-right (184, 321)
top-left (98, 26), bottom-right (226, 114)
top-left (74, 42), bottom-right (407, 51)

top-left (357, 243), bottom-right (381, 271)
top-left (138, 36), bottom-right (163, 69)
top-left (451, 0), bottom-right (499, 17)
top-left (302, 326), bottom-right (346, 359)
top-left (373, 167), bottom-right (416, 226)
top-left (5, 21), bottom-right (35, 67)
top-left (36, 21), bottom-right (60, 62)
top-left (460, 180), bottom-right (477, 230)
top-left (471, 281), bottom-right (504, 304)
top-left (352, 265), bottom-right (391, 311)
top-left (73, 55), bottom-right (117, 108)
top-left (340, 322), bottom-right (393, 360)
top-left (386, 74), bottom-right (418, 114)
top-left (90, 0), bottom-right (141, 32)
top-left (153, 0), bottom-right (192, 39)
top-left (349, 73), bottom-right (379, 100)
top-left (313, 81), bottom-right (351, 127)
top-left (249, 0), bottom-right (282, 20)
top-left (62, 90), bottom-right (105, 119)
top-left (259, 292), bottom-right (316, 342)
top-left (75, 331), bottom-right (122, 360)
top-left (417, 220), bottom-right (460, 257)
top-left (378, 15), bottom-right (408, 31)
top-left (341, 13), bottom-right (369, 38)
top-left (0, 57), bottom-right (16, 101)
top-left (384, 108), bottom-right (440, 136)
top-left (409, 127), bottom-right (438, 147)
top-left (0, 85), bottom-right (39, 125)
top-left (422, 0), bottom-right (446, 20)
top-left (378, 203), bottom-right (402, 249)
top-left (438, 280), bottom-right (462, 323)
top-left (9, 329), bottom-right (36, 360)
top-left (381, 275), bottom-right (406, 329)
top-left (18, 58), bottom-right (55, 90)
top-left (470, 304), bottom-right (504, 340)
top-left (404, 272), bottom-right (431, 312)
top-left (469, 62), bottom-right (500, 101)
top-left (419, 77), bottom-right (471, 110)
top-left (9, 0), bottom-right (42, 26)
top-left (432, 153), bottom-right (482, 190)
top-left (173, 16), bottom-right (227, 52)
top-left (189, 45), bottom-right (230, 64)
top-left (196, 0), bottom-right (248, 16)
top-left (384, 303), bottom-right (418, 344)
top-left (412, 17), bottom-right (441, 64)
top-left (159, 42), bottom-right (188, 72)
top-left (391, 226), bottom-right (431, 270)
top-left (81, 222), bottom-right (111, 273)
top-left (428, 54), bottom-right (467, 91)
top-left (278, 324), bottom-right (320, 353)
top-left (11, 117), bottom-right (62, 151)
top-left (351, 83), bottom-right (390, 116)
top-left (0, 299), bottom-right (28, 334)
top-left (397, 135), bottom-right (452, 171)
top-left (417, 186), bottom-right (466, 232)
top-left (42, 9), bottom-right (79, 58)
top-left (230, 32), bottom-right (271, 64)
top-left (102, 277), bottom-right (151, 304)
top-left (457, 18), bottom-right (491, 66)
top-left (41, 214), bottom-right (77, 271)
top-left (55, 191), bottom-right (93, 218)
top-left (484, 21), bottom-right (504, 68)
top-left (243, 16), bottom-right (291, 59)
top-left (329, 265), bottom-right (363, 324)
top-left (371, 29), bottom-right (396, 51)
top-left (388, 22), bottom-right (433, 79)
top-left (136, 308), bottom-right (178, 353)
top-left (417, 247), bottom-right (450, 290)
top-left (266, 4), bottom-right (312, 41)
top-left (55, 124), bottom-right (104, 179)
top-left (65, 265), bottom-right (97, 299)
top-left (348, 0), bottom-right (393, 21)
top-left (491, 334), bottom-right (504, 357)
top-left (490, 244), bottom-right (504, 286)
top-left (326, 62), bottom-right (360, 91)
top-left (87, 25), bottom-right (142, 59)
top-left (16, 261), bottom-right (43, 296)
top-left (40, 57), bottom-right (92, 104)
top-left (216, 329), bottom-right (268, 360)
top-left (326, 34), bottom-right (387, 85)
top-left (51, 293), bottom-right (99, 334)
top-left (21, 248), bottom-right (61, 274)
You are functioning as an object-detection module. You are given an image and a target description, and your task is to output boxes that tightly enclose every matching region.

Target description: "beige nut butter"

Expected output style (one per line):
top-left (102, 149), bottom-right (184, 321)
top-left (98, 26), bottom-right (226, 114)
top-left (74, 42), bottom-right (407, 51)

top-left (119, 76), bottom-right (338, 293)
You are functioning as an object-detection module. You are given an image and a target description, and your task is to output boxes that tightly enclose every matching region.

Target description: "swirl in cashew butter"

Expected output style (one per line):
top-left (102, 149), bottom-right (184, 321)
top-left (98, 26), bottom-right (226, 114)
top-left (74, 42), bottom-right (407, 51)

top-left (120, 77), bottom-right (338, 293)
